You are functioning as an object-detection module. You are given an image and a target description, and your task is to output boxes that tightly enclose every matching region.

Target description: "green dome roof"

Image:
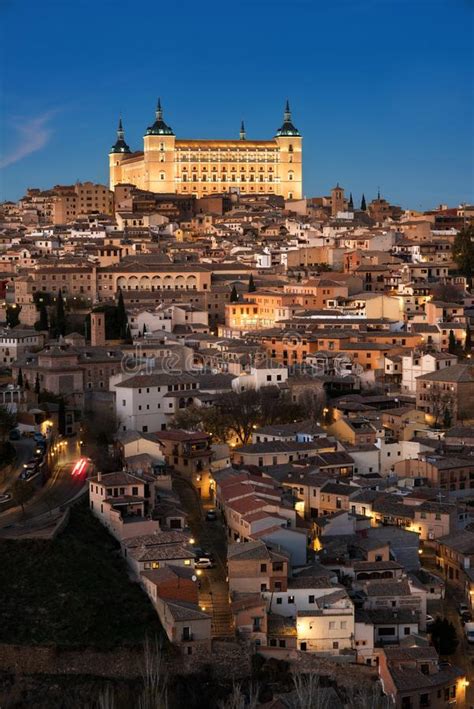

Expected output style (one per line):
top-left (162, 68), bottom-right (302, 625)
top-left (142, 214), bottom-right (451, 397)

top-left (275, 100), bottom-right (300, 137)
top-left (110, 118), bottom-right (131, 154)
top-left (146, 98), bottom-right (174, 136)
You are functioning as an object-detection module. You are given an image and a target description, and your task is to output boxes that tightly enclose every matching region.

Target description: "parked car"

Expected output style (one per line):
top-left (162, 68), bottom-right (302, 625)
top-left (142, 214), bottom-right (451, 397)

top-left (205, 509), bottom-right (217, 521)
top-left (195, 557), bottom-right (215, 570)
top-left (461, 611), bottom-right (472, 624)
top-left (426, 614), bottom-right (435, 627)
top-left (465, 622), bottom-right (474, 644)
top-left (9, 429), bottom-right (21, 441)
top-left (192, 547), bottom-right (212, 560)
top-left (458, 603), bottom-right (469, 616)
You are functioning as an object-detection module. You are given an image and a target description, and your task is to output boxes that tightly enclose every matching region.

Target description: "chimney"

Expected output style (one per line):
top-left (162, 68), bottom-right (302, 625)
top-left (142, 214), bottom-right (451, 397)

top-left (97, 471), bottom-right (102, 482)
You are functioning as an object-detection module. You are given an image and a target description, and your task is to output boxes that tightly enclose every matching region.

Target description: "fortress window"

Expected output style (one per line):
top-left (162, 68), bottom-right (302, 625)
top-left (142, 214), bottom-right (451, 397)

top-left (288, 172), bottom-right (294, 181)
top-left (159, 172), bottom-right (165, 180)
top-left (159, 143), bottom-right (164, 151)
top-left (288, 144), bottom-right (293, 152)
top-left (182, 174), bottom-right (187, 182)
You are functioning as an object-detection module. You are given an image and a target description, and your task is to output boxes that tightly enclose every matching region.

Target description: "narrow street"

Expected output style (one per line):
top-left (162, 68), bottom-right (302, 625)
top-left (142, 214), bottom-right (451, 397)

top-left (423, 549), bottom-right (474, 706)
top-left (172, 474), bottom-right (234, 639)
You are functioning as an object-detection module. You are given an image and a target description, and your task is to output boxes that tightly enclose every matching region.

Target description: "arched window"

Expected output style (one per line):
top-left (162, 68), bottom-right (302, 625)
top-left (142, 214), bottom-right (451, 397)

top-left (159, 172), bottom-right (165, 181)
top-left (288, 171), bottom-right (294, 181)
top-left (288, 144), bottom-right (294, 152)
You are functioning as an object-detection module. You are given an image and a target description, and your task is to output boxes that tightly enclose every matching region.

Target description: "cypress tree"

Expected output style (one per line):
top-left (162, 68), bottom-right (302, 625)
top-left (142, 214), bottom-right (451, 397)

top-left (448, 329), bottom-right (457, 354)
top-left (34, 373), bottom-right (40, 395)
top-left (348, 192), bottom-right (354, 210)
top-left (38, 302), bottom-right (49, 331)
top-left (360, 194), bottom-right (367, 211)
top-left (230, 285), bottom-right (239, 302)
top-left (116, 288), bottom-right (128, 338)
top-left (17, 368), bottom-right (23, 387)
top-left (55, 289), bottom-right (66, 337)
top-left (6, 305), bottom-right (21, 328)
top-left (248, 274), bottom-right (256, 293)
top-left (465, 322), bottom-right (472, 353)
top-left (124, 324), bottom-right (133, 345)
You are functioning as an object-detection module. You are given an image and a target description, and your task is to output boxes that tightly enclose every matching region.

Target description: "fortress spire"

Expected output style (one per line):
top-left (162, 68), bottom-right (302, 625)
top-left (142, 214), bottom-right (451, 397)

top-left (110, 117), bottom-right (131, 154)
top-left (240, 120), bottom-right (246, 140)
top-left (146, 98), bottom-right (174, 136)
top-left (276, 99), bottom-right (300, 137)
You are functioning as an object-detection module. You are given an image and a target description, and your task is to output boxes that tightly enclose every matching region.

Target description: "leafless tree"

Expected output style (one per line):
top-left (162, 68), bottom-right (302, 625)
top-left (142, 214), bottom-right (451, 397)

top-left (138, 636), bottom-right (168, 709)
top-left (218, 682), bottom-right (259, 709)
top-left (291, 672), bottom-right (333, 709)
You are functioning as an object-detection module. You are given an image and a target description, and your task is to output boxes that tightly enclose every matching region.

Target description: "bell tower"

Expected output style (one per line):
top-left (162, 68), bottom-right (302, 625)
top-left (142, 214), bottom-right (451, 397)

top-left (274, 101), bottom-right (302, 200)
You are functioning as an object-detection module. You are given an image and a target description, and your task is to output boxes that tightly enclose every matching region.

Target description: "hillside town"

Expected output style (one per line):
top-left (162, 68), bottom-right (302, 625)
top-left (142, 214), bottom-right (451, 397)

top-left (0, 175), bottom-right (474, 707)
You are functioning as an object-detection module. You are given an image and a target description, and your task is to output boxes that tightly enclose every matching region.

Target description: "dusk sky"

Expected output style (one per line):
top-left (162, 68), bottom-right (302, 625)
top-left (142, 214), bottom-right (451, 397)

top-left (1, 0), bottom-right (473, 209)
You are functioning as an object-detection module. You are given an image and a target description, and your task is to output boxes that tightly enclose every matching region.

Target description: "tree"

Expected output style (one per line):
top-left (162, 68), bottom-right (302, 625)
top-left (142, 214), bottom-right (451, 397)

top-left (116, 288), bottom-right (128, 339)
top-left (448, 329), bottom-right (457, 354)
top-left (348, 192), bottom-right (354, 210)
top-left (6, 305), bottom-right (21, 328)
top-left (17, 368), bottom-right (23, 388)
top-left (34, 373), bottom-right (40, 395)
top-left (0, 407), bottom-right (16, 441)
top-left (248, 274), bottom-right (256, 293)
top-left (465, 322), bottom-right (472, 353)
top-left (54, 289), bottom-right (66, 337)
top-left (360, 193), bottom-right (367, 211)
top-left (443, 406), bottom-right (452, 429)
top-left (430, 617), bottom-right (458, 655)
top-left (453, 226), bottom-right (474, 288)
top-left (12, 479), bottom-right (34, 515)
top-left (124, 324), bottom-right (133, 345)
top-left (36, 302), bottom-right (49, 331)
top-left (432, 282), bottom-right (463, 303)
top-left (142, 323), bottom-right (147, 336)
top-left (58, 398), bottom-right (66, 436)
top-left (230, 285), bottom-right (239, 303)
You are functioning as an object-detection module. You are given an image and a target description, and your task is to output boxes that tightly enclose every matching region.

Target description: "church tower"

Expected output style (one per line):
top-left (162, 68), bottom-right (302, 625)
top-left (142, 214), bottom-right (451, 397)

top-left (143, 99), bottom-right (176, 194)
top-left (109, 118), bottom-right (131, 191)
top-left (331, 183), bottom-right (345, 216)
top-left (274, 101), bottom-right (302, 200)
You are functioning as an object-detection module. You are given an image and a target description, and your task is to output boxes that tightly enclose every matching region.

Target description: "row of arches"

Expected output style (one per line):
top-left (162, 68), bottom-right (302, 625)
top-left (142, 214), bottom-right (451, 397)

top-left (116, 275), bottom-right (198, 291)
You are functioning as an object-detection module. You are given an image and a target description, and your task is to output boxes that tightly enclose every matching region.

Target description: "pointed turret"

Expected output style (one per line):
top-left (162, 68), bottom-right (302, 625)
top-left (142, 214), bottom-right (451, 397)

top-left (110, 117), bottom-right (131, 154)
top-left (275, 99), bottom-right (300, 137)
top-left (146, 98), bottom-right (174, 136)
top-left (240, 120), bottom-right (246, 140)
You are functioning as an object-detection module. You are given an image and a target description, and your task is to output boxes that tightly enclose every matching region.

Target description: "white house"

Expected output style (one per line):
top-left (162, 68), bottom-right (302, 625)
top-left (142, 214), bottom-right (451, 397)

top-left (401, 352), bottom-right (457, 394)
top-left (232, 364), bottom-right (288, 392)
top-left (88, 470), bottom-right (159, 540)
top-left (110, 371), bottom-right (200, 433)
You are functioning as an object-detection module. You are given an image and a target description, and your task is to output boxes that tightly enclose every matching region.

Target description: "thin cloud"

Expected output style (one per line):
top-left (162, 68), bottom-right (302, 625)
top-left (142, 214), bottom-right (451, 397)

top-left (0, 111), bottom-right (56, 169)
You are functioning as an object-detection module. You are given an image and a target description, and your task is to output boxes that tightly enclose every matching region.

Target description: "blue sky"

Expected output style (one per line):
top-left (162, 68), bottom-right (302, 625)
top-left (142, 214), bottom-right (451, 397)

top-left (1, 0), bottom-right (473, 209)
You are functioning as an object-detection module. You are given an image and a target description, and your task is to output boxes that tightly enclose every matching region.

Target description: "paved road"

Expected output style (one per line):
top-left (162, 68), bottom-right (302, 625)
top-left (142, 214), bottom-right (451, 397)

top-left (0, 442), bottom-right (89, 533)
top-left (173, 475), bottom-right (234, 638)
top-left (0, 438), bottom-right (35, 494)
